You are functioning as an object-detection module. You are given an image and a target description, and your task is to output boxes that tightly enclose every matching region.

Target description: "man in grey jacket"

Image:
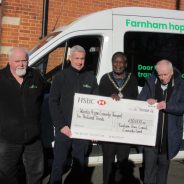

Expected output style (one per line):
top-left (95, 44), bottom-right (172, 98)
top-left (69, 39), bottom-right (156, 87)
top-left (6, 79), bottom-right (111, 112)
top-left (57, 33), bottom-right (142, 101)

top-left (138, 59), bottom-right (184, 184)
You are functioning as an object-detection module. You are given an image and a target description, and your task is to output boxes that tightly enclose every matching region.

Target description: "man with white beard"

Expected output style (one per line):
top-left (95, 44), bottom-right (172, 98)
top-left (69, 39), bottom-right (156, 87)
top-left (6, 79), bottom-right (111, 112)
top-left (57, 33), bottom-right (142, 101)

top-left (0, 47), bottom-right (44, 184)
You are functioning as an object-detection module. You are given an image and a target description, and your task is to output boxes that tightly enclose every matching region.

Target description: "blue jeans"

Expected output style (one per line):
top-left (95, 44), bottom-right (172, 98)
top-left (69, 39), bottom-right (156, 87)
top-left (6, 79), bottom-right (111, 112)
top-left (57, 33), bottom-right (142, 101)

top-left (0, 139), bottom-right (44, 184)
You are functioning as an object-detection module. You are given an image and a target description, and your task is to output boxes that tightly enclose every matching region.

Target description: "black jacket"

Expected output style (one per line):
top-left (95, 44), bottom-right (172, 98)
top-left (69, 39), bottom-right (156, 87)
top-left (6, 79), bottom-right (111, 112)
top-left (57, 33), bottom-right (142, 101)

top-left (49, 66), bottom-right (98, 130)
top-left (99, 72), bottom-right (138, 99)
top-left (0, 65), bottom-right (44, 144)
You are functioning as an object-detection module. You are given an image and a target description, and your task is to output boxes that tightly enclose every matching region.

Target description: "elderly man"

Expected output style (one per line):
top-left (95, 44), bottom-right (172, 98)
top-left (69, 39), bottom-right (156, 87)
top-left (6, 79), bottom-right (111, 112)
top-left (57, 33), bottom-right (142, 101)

top-left (138, 59), bottom-right (184, 184)
top-left (0, 47), bottom-right (44, 184)
top-left (49, 45), bottom-right (98, 184)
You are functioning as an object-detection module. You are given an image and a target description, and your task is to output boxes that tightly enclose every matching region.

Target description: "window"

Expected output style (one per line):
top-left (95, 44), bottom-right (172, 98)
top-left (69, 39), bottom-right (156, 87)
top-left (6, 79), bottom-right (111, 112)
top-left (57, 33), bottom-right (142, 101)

top-left (31, 35), bottom-right (102, 83)
top-left (124, 32), bottom-right (184, 86)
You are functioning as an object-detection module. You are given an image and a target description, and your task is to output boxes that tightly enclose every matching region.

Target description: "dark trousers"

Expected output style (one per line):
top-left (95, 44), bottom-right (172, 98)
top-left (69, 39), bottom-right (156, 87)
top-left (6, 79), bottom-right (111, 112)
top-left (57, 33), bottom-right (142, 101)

top-left (102, 142), bottom-right (130, 184)
top-left (0, 139), bottom-right (44, 184)
top-left (50, 132), bottom-right (89, 184)
top-left (143, 147), bottom-right (170, 184)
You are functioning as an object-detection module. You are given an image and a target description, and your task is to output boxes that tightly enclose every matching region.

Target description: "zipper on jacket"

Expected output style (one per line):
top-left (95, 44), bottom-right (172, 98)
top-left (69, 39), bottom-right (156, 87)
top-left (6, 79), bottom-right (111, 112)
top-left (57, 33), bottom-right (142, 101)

top-left (20, 81), bottom-right (28, 141)
top-left (159, 91), bottom-right (167, 153)
top-left (75, 73), bottom-right (80, 93)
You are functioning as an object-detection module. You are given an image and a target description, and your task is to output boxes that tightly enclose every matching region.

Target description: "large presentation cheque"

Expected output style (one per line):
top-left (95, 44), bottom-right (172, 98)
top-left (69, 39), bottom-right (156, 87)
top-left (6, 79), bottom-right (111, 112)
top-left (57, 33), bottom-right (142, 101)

top-left (71, 93), bottom-right (159, 146)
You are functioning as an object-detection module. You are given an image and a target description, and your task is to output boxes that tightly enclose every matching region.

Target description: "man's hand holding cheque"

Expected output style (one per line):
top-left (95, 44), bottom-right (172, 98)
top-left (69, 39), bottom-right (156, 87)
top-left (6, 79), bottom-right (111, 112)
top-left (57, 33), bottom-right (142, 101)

top-left (71, 93), bottom-right (159, 146)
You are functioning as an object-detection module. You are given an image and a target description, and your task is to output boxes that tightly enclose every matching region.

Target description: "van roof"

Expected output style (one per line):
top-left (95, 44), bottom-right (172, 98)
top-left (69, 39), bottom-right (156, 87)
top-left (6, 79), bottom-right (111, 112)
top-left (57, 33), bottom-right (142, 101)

top-left (112, 7), bottom-right (184, 19)
top-left (53, 6), bottom-right (184, 32)
top-left (29, 7), bottom-right (184, 64)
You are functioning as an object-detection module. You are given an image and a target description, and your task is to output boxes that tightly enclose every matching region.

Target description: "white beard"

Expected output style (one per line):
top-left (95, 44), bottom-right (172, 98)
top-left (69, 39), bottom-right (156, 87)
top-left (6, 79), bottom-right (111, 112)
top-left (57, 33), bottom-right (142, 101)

top-left (15, 68), bottom-right (27, 77)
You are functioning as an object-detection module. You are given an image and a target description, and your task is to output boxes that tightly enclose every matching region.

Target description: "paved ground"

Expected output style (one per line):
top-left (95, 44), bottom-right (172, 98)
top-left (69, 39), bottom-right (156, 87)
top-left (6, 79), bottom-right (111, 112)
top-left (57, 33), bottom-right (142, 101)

top-left (167, 160), bottom-right (184, 184)
top-left (42, 160), bottom-right (184, 184)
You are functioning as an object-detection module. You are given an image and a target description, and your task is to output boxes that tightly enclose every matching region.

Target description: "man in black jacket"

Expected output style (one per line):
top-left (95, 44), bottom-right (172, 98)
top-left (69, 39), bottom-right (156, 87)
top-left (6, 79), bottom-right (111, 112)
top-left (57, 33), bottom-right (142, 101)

top-left (99, 52), bottom-right (138, 184)
top-left (49, 45), bottom-right (98, 184)
top-left (0, 47), bottom-right (44, 184)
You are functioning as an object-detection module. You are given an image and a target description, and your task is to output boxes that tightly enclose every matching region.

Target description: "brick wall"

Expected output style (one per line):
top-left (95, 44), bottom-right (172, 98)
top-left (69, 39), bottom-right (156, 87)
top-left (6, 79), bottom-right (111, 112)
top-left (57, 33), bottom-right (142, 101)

top-left (0, 0), bottom-right (183, 68)
top-left (0, 0), bottom-right (43, 68)
top-left (0, 0), bottom-right (2, 64)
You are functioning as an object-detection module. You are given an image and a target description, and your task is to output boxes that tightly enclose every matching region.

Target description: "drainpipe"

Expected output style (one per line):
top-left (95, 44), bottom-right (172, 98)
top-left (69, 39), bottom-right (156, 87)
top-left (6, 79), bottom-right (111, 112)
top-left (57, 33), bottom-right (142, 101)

top-left (40, 0), bottom-right (49, 39)
top-left (0, 0), bottom-right (3, 52)
top-left (176, 0), bottom-right (180, 10)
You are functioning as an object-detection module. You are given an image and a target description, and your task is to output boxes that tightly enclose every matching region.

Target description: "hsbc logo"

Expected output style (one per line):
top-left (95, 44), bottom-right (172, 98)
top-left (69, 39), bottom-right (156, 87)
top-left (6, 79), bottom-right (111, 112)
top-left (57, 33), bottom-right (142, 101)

top-left (97, 99), bottom-right (106, 105)
top-left (78, 97), bottom-right (95, 104)
top-left (77, 97), bottom-right (106, 106)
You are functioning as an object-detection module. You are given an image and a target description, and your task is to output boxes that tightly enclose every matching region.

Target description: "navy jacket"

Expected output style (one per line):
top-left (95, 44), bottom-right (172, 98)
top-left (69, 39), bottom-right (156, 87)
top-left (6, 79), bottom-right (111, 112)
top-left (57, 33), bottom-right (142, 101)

top-left (138, 70), bottom-right (184, 159)
top-left (49, 66), bottom-right (98, 130)
top-left (0, 65), bottom-right (44, 144)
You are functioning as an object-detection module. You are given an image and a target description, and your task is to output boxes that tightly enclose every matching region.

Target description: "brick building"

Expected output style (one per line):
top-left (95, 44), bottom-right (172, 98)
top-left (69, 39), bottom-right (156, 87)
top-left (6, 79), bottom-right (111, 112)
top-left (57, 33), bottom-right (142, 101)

top-left (0, 0), bottom-right (183, 68)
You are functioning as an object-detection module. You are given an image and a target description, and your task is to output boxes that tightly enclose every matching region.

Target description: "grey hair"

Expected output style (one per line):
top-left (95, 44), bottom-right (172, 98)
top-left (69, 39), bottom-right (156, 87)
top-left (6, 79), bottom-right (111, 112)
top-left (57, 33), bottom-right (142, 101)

top-left (70, 45), bottom-right (86, 56)
top-left (155, 59), bottom-right (173, 72)
top-left (8, 47), bottom-right (29, 60)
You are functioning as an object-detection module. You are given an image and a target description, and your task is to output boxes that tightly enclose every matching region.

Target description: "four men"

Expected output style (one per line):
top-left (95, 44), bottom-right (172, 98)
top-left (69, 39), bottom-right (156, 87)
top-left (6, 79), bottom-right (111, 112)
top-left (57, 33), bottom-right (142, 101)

top-left (0, 46), bottom-right (183, 184)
